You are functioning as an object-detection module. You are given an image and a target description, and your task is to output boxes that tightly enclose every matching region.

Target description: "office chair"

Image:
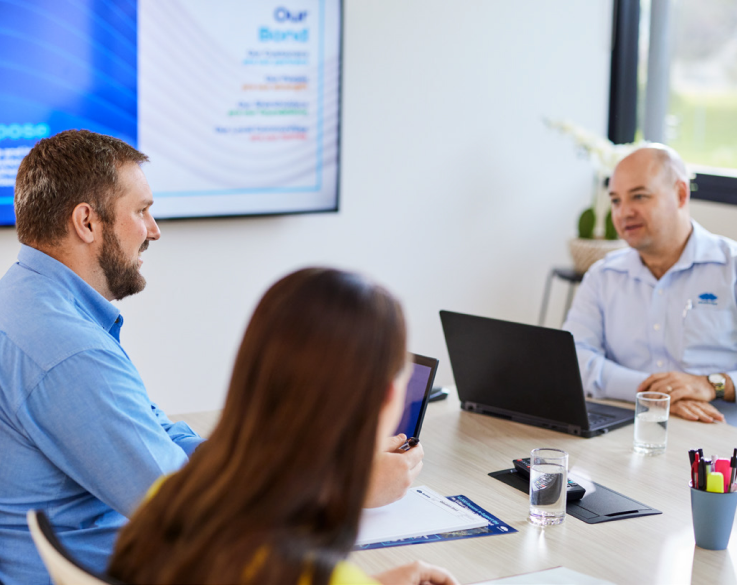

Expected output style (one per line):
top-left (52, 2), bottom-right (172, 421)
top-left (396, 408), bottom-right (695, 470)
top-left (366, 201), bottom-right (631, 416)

top-left (26, 510), bottom-right (125, 585)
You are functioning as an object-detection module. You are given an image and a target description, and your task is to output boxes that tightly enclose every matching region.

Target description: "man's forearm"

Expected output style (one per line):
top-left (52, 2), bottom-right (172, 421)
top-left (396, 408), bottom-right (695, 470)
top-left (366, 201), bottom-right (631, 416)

top-left (575, 346), bottom-right (649, 402)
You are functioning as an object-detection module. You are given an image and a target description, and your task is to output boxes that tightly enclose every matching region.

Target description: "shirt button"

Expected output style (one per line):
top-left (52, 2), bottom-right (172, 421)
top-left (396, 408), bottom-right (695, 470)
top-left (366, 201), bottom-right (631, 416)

top-left (657, 360), bottom-right (664, 367)
top-left (653, 324), bottom-right (660, 331)
top-left (658, 289), bottom-right (663, 296)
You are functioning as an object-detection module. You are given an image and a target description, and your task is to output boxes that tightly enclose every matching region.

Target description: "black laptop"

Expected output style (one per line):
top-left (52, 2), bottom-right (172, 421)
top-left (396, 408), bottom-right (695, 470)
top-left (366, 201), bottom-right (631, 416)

top-left (439, 310), bottom-right (634, 438)
top-left (393, 353), bottom-right (439, 438)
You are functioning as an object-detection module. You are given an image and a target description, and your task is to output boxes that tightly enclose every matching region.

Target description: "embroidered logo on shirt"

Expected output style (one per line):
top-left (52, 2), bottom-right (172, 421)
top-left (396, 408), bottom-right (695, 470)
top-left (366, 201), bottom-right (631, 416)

top-left (698, 293), bottom-right (718, 306)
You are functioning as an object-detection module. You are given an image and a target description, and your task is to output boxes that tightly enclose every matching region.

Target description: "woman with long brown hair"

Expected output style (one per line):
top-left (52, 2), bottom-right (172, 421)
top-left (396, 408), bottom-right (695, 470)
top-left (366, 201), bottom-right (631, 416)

top-left (108, 268), bottom-right (457, 585)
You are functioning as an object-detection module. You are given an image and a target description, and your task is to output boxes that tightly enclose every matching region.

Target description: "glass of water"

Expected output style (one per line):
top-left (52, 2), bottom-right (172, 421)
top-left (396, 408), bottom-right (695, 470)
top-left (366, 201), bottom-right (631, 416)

top-left (633, 391), bottom-right (670, 455)
top-left (528, 448), bottom-right (568, 526)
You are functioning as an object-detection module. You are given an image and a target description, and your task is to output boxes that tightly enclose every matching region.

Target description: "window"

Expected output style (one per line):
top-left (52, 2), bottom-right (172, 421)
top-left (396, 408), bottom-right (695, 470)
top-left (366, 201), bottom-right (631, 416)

top-left (609, 0), bottom-right (737, 204)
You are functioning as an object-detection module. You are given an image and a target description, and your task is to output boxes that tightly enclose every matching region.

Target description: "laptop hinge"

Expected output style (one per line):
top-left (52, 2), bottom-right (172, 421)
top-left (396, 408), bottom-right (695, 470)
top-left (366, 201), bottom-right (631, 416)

top-left (462, 401), bottom-right (585, 436)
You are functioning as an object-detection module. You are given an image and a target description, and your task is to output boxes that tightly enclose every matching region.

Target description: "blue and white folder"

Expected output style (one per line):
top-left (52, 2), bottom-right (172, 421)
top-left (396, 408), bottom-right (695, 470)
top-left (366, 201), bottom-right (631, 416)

top-left (355, 486), bottom-right (516, 549)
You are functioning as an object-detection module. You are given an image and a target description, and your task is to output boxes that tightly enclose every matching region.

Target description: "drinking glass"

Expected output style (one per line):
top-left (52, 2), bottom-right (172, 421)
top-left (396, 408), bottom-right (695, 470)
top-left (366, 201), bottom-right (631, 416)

top-left (528, 448), bottom-right (568, 526)
top-left (633, 391), bottom-right (670, 455)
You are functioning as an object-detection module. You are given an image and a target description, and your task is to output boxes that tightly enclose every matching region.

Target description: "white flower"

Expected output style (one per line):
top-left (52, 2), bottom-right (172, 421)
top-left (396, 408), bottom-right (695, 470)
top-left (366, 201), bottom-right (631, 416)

top-left (545, 118), bottom-right (650, 239)
top-left (545, 118), bottom-right (647, 176)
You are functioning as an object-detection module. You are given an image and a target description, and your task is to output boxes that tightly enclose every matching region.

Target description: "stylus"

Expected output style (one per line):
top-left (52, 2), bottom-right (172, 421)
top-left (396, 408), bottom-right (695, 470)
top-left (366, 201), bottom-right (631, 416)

top-left (399, 437), bottom-right (420, 451)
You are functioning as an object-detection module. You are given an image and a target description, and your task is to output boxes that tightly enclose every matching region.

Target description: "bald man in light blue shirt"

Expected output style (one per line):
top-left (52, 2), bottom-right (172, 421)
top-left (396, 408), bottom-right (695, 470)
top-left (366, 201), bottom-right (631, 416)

top-left (564, 145), bottom-right (737, 423)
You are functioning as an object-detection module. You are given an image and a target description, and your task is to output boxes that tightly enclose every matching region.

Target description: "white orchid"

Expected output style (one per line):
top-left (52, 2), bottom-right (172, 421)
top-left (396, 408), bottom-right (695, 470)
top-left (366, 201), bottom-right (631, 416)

top-left (545, 118), bottom-right (646, 176)
top-left (545, 119), bottom-right (648, 240)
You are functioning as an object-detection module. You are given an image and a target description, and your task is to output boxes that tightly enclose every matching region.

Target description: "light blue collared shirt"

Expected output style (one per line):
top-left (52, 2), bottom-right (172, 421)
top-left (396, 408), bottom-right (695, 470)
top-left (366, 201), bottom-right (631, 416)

top-left (0, 245), bottom-right (204, 585)
top-left (564, 221), bottom-right (737, 402)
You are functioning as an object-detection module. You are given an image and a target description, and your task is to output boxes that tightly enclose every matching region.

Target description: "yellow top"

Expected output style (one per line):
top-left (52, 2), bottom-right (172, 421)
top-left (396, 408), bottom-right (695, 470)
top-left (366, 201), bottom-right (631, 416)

top-left (290, 561), bottom-right (378, 585)
top-left (323, 562), bottom-right (379, 585)
top-left (145, 476), bottom-right (379, 585)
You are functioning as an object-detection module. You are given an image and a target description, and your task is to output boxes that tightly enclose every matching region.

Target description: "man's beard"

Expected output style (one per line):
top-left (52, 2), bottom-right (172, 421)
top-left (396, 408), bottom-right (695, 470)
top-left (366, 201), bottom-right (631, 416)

top-left (98, 228), bottom-right (148, 301)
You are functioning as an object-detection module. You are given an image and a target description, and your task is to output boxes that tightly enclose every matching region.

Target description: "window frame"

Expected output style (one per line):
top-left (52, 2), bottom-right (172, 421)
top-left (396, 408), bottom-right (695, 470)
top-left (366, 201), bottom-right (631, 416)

top-left (607, 0), bottom-right (737, 204)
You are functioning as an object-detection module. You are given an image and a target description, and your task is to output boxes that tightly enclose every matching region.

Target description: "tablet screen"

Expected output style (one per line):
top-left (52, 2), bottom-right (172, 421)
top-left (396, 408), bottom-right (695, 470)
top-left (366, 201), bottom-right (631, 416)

top-left (393, 354), bottom-right (438, 439)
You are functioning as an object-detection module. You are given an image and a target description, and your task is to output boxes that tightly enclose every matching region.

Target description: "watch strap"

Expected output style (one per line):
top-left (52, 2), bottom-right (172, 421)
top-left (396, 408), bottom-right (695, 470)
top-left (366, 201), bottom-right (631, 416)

top-left (709, 374), bottom-right (726, 400)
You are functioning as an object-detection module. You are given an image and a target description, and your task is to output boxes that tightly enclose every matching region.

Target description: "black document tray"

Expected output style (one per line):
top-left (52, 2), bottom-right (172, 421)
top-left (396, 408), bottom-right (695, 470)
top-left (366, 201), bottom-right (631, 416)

top-left (488, 468), bottom-right (661, 524)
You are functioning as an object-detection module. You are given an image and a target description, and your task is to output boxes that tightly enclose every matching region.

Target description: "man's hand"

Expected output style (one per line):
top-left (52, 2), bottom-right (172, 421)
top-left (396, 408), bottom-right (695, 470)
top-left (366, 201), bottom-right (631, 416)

top-left (364, 434), bottom-right (424, 508)
top-left (638, 372), bottom-right (716, 403)
top-left (670, 399), bottom-right (725, 423)
top-left (374, 561), bottom-right (459, 585)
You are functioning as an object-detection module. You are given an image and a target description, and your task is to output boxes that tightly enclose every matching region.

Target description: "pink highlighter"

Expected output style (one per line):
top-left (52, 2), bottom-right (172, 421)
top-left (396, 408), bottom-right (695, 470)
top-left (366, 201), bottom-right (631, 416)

top-left (714, 458), bottom-right (732, 493)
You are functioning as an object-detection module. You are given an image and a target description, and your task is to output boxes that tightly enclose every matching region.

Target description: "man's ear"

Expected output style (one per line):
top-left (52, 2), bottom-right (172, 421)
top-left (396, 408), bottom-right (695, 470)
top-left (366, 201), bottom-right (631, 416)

top-left (676, 179), bottom-right (690, 208)
top-left (70, 203), bottom-right (101, 244)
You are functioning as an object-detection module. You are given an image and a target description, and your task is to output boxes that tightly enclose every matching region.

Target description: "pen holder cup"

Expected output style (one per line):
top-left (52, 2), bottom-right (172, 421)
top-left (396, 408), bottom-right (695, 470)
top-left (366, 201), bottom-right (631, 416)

top-left (691, 487), bottom-right (737, 550)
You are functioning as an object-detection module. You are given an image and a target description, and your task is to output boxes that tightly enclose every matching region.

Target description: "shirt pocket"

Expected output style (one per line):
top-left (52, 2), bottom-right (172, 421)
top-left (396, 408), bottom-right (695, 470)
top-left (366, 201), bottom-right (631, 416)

top-left (681, 308), bottom-right (737, 370)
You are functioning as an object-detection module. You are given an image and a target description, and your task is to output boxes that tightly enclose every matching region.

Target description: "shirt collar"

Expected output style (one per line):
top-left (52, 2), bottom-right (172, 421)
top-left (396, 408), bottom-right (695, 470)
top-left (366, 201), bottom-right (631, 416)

top-left (600, 220), bottom-right (725, 280)
top-left (599, 246), bottom-right (647, 279)
top-left (17, 245), bottom-right (122, 334)
top-left (671, 220), bottom-right (726, 271)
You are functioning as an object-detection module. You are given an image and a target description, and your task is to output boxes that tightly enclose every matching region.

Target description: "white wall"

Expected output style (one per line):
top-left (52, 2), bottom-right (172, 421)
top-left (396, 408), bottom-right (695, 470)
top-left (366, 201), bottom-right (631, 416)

top-left (0, 0), bottom-right (618, 414)
top-left (691, 200), bottom-right (737, 241)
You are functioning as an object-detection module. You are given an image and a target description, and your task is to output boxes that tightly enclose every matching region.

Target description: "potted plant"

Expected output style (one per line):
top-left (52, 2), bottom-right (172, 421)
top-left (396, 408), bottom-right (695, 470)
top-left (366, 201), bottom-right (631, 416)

top-left (546, 119), bottom-right (645, 274)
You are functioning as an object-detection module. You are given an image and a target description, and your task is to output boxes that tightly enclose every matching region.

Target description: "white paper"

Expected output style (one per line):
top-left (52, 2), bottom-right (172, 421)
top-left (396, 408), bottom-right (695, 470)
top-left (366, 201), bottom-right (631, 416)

top-left (355, 486), bottom-right (488, 546)
top-left (475, 566), bottom-right (616, 585)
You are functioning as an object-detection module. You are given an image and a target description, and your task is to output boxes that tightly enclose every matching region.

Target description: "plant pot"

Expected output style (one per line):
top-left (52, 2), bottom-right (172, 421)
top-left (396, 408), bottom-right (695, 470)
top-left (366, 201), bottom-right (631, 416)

top-left (568, 238), bottom-right (628, 274)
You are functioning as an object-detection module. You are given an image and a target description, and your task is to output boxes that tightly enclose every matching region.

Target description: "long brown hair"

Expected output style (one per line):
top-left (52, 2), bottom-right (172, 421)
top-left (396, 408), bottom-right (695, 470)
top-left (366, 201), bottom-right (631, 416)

top-left (109, 268), bottom-right (407, 585)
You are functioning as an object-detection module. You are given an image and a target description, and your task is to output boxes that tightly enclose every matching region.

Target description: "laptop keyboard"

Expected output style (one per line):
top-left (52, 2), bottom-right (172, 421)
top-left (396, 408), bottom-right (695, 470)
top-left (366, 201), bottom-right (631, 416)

top-left (587, 412), bottom-right (613, 427)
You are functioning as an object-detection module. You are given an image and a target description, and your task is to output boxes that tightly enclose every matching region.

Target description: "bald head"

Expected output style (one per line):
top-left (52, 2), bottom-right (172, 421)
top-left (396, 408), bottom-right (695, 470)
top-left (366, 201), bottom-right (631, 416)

top-left (616, 144), bottom-right (690, 192)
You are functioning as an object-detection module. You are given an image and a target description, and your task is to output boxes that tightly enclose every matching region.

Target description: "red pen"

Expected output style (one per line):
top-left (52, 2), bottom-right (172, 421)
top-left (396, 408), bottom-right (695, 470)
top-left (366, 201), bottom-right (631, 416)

top-left (692, 452), bottom-right (700, 488)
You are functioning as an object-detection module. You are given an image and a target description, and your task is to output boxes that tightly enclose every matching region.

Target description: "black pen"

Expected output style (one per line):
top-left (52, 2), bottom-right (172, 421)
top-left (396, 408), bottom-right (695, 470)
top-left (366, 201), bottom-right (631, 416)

top-left (399, 437), bottom-right (420, 451)
top-left (731, 449), bottom-right (737, 492)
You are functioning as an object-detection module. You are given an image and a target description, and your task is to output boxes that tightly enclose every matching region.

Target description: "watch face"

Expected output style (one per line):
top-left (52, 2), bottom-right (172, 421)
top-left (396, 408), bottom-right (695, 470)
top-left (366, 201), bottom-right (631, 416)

top-left (709, 373), bottom-right (726, 384)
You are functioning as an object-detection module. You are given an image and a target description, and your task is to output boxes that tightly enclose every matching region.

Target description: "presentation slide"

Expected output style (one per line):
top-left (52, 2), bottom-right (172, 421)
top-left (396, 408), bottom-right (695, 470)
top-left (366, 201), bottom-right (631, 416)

top-left (0, 0), bottom-right (342, 225)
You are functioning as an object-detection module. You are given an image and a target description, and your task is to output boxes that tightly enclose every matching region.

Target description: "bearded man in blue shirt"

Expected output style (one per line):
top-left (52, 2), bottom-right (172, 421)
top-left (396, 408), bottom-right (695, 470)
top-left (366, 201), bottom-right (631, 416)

top-left (564, 145), bottom-right (737, 424)
top-left (0, 130), bottom-right (205, 585)
top-left (0, 130), bottom-right (425, 584)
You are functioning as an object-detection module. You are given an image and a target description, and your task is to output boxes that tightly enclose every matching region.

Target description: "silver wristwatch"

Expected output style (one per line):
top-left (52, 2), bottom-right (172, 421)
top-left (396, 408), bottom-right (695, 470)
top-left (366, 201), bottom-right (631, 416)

top-left (708, 373), bottom-right (726, 400)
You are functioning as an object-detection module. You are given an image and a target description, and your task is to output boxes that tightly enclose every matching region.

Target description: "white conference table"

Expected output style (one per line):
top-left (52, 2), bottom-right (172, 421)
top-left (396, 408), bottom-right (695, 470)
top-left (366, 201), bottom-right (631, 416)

top-left (175, 390), bottom-right (737, 585)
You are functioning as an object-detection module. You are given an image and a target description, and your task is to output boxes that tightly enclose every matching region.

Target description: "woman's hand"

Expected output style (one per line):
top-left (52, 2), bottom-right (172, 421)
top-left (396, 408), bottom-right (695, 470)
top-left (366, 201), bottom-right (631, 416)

top-left (364, 435), bottom-right (424, 508)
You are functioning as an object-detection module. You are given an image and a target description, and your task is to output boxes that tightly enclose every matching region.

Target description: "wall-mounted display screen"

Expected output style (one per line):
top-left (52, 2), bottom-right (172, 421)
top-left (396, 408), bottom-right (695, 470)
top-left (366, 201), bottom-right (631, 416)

top-left (0, 0), bottom-right (342, 225)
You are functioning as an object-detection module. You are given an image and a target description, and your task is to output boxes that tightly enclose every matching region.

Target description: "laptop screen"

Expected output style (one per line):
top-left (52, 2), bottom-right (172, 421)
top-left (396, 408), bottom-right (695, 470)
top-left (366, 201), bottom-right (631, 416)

top-left (439, 310), bottom-right (592, 427)
top-left (393, 354), bottom-right (439, 439)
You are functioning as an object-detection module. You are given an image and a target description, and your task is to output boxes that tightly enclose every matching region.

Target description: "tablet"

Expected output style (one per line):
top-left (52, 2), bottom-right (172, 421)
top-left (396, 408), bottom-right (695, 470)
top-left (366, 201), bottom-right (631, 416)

top-left (393, 354), bottom-right (440, 439)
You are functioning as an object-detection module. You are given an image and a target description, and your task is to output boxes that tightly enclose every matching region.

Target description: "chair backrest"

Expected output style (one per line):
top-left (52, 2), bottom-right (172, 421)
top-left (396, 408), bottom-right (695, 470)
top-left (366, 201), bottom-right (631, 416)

top-left (26, 510), bottom-right (125, 585)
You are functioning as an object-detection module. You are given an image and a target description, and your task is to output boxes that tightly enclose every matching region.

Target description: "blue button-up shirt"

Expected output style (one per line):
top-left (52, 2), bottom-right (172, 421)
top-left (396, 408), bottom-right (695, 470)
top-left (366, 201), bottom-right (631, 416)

top-left (564, 221), bottom-right (737, 402)
top-left (0, 245), bottom-right (204, 585)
